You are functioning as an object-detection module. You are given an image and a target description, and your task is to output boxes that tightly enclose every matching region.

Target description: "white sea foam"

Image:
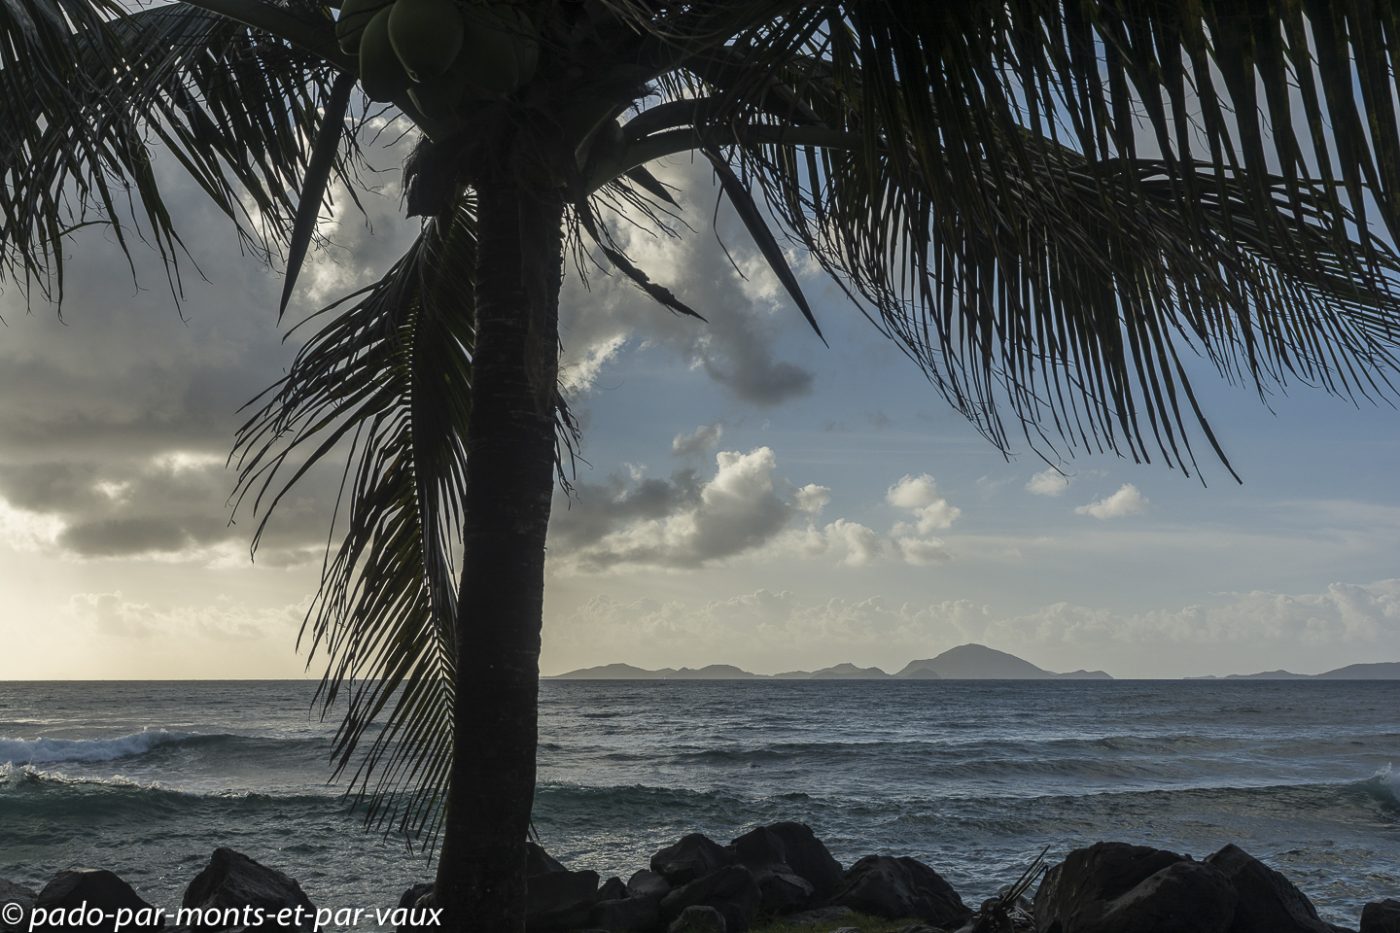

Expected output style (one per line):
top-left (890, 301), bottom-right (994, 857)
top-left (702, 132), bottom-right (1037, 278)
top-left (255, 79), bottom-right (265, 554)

top-left (1374, 762), bottom-right (1399, 805)
top-left (0, 729), bottom-right (195, 765)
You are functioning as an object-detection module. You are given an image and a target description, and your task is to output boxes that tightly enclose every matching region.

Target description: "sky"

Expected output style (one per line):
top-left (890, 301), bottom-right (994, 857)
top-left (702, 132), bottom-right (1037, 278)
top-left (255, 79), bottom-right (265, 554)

top-left (2, 131), bottom-right (1400, 680)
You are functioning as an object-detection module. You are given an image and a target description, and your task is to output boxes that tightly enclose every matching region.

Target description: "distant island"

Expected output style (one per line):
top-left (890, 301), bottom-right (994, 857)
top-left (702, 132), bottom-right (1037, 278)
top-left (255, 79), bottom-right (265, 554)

top-left (1191, 661), bottom-right (1400, 680)
top-left (548, 643), bottom-right (1114, 680)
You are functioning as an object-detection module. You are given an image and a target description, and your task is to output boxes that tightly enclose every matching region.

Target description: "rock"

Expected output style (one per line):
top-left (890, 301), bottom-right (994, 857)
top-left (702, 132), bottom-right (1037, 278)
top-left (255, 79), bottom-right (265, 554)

top-left (598, 877), bottom-right (628, 902)
top-left (1363, 900), bottom-right (1400, 933)
top-left (830, 855), bottom-right (970, 928)
top-left (527, 842), bottom-right (569, 876)
top-left (1032, 842), bottom-right (1236, 933)
top-left (1, 881), bottom-right (37, 933)
top-left (626, 870), bottom-right (671, 901)
top-left (588, 895), bottom-right (661, 932)
top-left (181, 848), bottom-right (316, 932)
top-left (651, 834), bottom-right (736, 887)
top-left (33, 870), bottom-right (162, 933)
top-left (750, 867), bottom-right (813, 916)
top-left (1206, 845), bottom-right (1332, 933)
top-left (660, 866), bottom-right (760, 932)
top-left (668, 905), bottom-right (726, 933)
top-left (392, 883), bottom-right (436, 933)
top-left (729, 823), bottom-right (844, 899)
top-left (527, 868), bottom-right (600, 932)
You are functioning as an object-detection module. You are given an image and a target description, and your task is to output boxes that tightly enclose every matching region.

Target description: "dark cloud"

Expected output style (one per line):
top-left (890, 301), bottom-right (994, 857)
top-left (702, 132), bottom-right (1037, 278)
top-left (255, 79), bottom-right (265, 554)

top-left (557, 161), bottom-right (816, 406)
top-left (0, 129), bottom-right (421, 564)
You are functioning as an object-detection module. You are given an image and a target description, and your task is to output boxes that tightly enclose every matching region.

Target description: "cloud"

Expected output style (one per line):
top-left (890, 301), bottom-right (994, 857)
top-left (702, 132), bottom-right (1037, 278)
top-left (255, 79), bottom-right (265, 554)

top-left (886, 473), bottom-right (961, 531)
top-left (552, 447), bottom-right (812, 571)
top-left (556, 160), bottom-right (815, 405)
top-left (1026, 468), bottom-right (1071, 497)
top-left (672, 422), bottom-right (724, 456)
top-left (1075, 483), bottom-right (1148, 519)
top-left (799, 519), bottom-right (885, 567)
top-left (794, 484), bottom-right (831, 514)
top-left (63, 591), bottom-right (305, 642)
top-left (0, 145), bottom-right (422, 567)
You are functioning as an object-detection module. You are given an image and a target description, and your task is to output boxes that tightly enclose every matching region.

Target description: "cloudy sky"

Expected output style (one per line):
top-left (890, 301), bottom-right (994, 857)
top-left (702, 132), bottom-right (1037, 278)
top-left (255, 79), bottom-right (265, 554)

top-left (3, 133), bottom-right (1400, 680)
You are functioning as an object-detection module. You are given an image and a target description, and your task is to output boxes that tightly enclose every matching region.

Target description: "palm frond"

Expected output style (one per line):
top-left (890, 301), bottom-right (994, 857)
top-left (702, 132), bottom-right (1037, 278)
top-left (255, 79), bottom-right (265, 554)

top-left (0, 0), bottom-right (356, 304)
top-left (615, 0), bottom-right (1400, 477)
top-left (231, 199), bottom-right (476, 843)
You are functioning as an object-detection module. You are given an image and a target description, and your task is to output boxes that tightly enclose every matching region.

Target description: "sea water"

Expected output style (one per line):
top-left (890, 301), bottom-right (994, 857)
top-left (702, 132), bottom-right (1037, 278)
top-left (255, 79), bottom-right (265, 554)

top-left (0, 679), bottom-right (1395, 927)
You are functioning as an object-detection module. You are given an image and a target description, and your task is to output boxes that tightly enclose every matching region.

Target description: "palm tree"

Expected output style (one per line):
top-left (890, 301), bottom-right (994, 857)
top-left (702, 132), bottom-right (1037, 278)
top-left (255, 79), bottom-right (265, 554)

top-left (7, 0), bottom-right (1400, 928)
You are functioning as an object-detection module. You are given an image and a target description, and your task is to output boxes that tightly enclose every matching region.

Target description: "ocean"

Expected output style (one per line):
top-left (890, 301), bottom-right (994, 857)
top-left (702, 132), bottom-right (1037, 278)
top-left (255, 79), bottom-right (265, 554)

top-left (0, 680), bottom-right (1396, 928)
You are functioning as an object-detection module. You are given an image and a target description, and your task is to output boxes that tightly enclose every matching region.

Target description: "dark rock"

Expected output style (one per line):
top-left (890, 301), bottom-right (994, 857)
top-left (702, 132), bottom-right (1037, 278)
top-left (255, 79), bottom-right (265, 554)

top-left (527, 842), bottom-right (569, 877)
top-left (33, 870), bottom-right (162, 933)
top-left (1363, 900), bottom-right (1400, 933)
top-left (1, 881), bottom-right (37, 933)
top-left (181, 848), bottom-right (315, 932)
top-left (729, 823), bottom-right (843, 899)
top-left (527, 868), bottom-right (599, 932)
top-left (393, 884), bottom-right (435, 933)
top-left (660, 866), bottom-right (760, 932)
top-left (668, 905), bottom-right (726, 933)
top-left (652, 835), bottom-right (736, 887)
top-left (831, 855), bottom-right (970, 928)
top-left (1206, 845), bottom-right (1332, 933)
top-left (750, 867), bottom-right (813, 916)
top-left (598, 877), bottom-right (628, 902)
top-left (1032, 842), bottom-right (1236, 933)
top-left (627, 870), bottom-right (671, 902)
top-left (588, 895), bottom-right (661, 932)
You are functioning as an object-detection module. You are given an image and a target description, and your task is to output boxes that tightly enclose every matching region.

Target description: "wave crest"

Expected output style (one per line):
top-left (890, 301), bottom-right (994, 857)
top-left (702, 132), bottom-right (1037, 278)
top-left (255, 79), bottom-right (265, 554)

top-left (0, 730), bottom-right (198, 764)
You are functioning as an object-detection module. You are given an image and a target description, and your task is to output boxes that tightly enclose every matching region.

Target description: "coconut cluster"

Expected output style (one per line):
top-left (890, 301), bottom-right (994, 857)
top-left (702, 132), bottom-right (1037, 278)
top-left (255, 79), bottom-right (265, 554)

top-left (336, 0), bottom-right (539, 118)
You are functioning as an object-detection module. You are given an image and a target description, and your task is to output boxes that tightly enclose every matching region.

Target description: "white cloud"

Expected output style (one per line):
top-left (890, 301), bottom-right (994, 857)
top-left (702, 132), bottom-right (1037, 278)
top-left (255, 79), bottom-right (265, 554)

top-left (555, 447), bottom-right (801, 571)
top-left (794, 484), bottom-right (832, 515)
top-left (800, 518), bottom-right (885, 567)
top-left (1026, 468), bottom-right (1071, 497)
top-left (1075, 483), bottom-right (1148, 519)
top-left (886, 473), bottom-right (961, 533)
top-left (672, 423), bottom-right (724, 456)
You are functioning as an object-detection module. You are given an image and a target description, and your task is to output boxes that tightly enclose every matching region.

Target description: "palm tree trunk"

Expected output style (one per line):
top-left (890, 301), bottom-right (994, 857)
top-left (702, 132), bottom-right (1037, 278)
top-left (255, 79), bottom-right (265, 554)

top-left (434, 172), bottom-right (565, 932)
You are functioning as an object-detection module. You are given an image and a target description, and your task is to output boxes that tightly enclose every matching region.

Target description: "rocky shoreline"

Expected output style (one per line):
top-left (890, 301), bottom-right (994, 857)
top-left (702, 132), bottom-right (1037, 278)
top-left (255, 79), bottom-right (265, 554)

top-left (2, 825), bottom-right (1397, 933)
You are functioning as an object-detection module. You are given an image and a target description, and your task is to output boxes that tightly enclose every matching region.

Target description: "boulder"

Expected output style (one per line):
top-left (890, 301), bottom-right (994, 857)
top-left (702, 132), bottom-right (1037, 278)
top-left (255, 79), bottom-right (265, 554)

top-left (1206, 845), bottom-right (1332, 933)
top-left (749, 868), bottom-right (813, 916)
top-left (1, 880), bottom-right (37, 933)
top-left (1362, 900), bottom-right (1400, 933)
top-left (527, 842), bottom-right (568, 877)
top-left (1032, 842), bottom-right (1236, 933)
top-left (651, 835), bottom-right (736, 887)
top-left (181, 848), bottom-right (316, 932)
top-left (527, 868), bottom-right (600, 932)
top-left (626, 870), bottom-right (671, 902)
top-left (660, 866), bottom-right (760, 932)
top-left (33, 870), bottom-right (162, 933)
top-left (830, 855), bottom-right (970, 928)
top-left (668, 905), bottom-right (726, 933)
top-left (392, 884), bottom-right (435, 933)
top-left (598, 878), bottom-right (628, 902)
top-left (729, 823), bottom-right (843, 899)
top-left (588, 895), bottom-right (661, 932)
